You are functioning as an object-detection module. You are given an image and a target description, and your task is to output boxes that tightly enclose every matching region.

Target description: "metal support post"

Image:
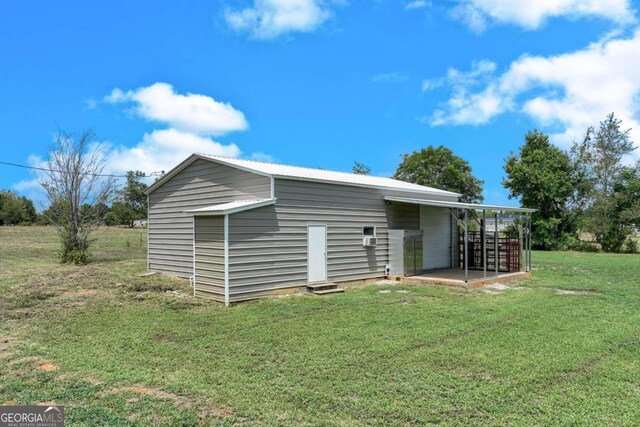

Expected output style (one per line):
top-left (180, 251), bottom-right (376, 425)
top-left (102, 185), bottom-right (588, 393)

top-left (464, 209), bottom-right (468, 283)
top-left (494, 212), bottom-right (499, 277)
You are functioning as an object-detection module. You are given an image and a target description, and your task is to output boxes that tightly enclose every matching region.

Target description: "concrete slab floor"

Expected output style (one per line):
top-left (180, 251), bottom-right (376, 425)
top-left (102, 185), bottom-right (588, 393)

top-left (389, 268), bottom-right (531, 288)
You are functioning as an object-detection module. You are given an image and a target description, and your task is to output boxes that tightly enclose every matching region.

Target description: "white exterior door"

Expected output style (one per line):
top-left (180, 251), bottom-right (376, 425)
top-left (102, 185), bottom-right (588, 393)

top-left (420, 205), bottom-right (452, 270)
top-left (307, 225), bottom-right (327, 283)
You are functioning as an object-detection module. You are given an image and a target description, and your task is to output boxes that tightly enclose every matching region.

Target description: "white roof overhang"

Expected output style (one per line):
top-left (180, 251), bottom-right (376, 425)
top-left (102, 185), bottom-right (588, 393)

top-left (184, 198), bottom-right (276, 216)
top-left (383, 196), bottom-right (536, 213)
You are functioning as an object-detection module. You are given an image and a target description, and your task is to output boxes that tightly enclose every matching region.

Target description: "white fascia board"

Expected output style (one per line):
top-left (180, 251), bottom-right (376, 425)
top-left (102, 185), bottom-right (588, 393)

top-left (383, 196), bottom-right (536, 213)
top-left (144, 154), bottom-right (201, 195)
top-left (186, 198), bottom-right (277, 216)
top-left (195, 154), bottom-right (273, 178)
top-left (273, 175), bottom-right (461, 198)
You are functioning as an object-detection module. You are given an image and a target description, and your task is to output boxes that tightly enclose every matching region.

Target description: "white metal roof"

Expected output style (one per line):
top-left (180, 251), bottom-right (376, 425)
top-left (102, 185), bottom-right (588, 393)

top-left (197, 154), bottom-right (460, 197)
top-left (184, 199), bottom-right (276, 216)
top-left (383, 196), bottom-right (536, 213)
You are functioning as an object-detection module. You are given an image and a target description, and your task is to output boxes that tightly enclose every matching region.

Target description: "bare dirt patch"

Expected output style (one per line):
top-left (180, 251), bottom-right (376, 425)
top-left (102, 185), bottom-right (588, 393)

top-left (375, 279), bottom-right (398, 286)
top-left (199, 405), bottom-right (236, 421)
top-left (482, 283), bottom-right (523, 293)
top-left (554, 289), bottom-right (601, 296)
top-left (38, 363), bottom-right (59, 372)
top-left (103, 385), bottom-right (194, 408)
top-left (486, 284), bottom-right (511, 291)
top-left (103, 385), bottom-right (235, 419)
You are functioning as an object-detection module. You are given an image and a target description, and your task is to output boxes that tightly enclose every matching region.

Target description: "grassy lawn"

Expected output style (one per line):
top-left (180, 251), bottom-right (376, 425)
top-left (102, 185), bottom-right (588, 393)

top-left (1, 226), bottom-right (639, 426)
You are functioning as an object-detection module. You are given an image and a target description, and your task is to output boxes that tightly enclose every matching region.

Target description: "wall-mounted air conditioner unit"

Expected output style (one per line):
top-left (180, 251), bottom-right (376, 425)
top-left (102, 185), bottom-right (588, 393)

top-left (363, 236), bottom-right (377, 247)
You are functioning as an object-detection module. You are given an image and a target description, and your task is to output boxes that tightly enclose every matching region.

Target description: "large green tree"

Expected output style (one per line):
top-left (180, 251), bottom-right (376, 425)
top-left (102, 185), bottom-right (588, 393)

top-left (0, 191), bottom-right (38, 225)
top-left (613, 165), bottom-right (640, 226)
top-left (604, 164), bottom-right (640, 252)
top-left (393, 145), bottom-right (484, 202)
top-left (503, 130), bottom-right (580, 249)
top-left (108, 170), bottom-right (148, 227)
top-left (572, 113), bottom-right (636, 251)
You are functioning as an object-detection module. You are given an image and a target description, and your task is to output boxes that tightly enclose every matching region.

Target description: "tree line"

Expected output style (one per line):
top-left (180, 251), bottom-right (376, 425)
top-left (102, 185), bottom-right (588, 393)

top-left (0, 171), bottom-right (148, 228)
top-left (4, 113), bottom-right (638, 264)
top-left (503, 113), bottom-right (639, 253)
top-left (356, 113), bottom-right (639, 254)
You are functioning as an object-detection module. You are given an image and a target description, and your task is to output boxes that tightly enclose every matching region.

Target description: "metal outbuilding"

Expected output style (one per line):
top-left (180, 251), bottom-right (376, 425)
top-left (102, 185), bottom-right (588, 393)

top-left (145, 154), bottom-right (534, 304)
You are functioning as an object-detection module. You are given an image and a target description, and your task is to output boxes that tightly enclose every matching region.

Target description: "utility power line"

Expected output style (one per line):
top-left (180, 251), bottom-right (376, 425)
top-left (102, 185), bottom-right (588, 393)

top-left (0, 160), bottom-right (164, 178)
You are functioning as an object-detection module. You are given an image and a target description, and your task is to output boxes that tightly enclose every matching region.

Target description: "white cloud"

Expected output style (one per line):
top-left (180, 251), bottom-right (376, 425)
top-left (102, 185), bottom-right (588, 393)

top-left (103, 129), bottom-right (241, 175)
top-left (11, 155), bottom-right (48, 208)
top-left (100, 83), bottom-right (274, 175)
top-left (423, 60), bottom-right (502, 125)
top-left (372, 72), bottom-right (409, 83)
top-left (14, 130), bottom-right (247, 206)
top-left (425, 29), bottom-right (640, 157)
top-left (13, 83), bottom-right (274, 203)
top-left (13, 178), bottom-right (40, 192)
top-left (452, 0), bottom-right (635, 32)
top-left (405, 1), bottom-right (430, 10)
top-left (104, 82), bottom-right (248, 136)
top-left (224, 0), bottom-right (334, 40)
top-left (248, 151), bottom-right (276, 162)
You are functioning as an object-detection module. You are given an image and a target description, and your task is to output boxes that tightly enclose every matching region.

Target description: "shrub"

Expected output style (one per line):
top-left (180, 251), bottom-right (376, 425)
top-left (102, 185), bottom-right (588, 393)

top-left (566, 238), bottom-right (600, 253)
top-left (624, 239), bottom-right (638, 254)
top-left (58, 229), bottom-right (91, 265)
top-left (601, 232), bottom-right (627, 253)
top-left (579, 242), bottom-right (600, 253)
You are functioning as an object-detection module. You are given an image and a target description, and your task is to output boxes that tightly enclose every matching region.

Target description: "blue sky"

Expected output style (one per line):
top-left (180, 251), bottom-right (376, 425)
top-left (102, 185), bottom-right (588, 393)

top-left (2, 0), bottom-right (640, 206)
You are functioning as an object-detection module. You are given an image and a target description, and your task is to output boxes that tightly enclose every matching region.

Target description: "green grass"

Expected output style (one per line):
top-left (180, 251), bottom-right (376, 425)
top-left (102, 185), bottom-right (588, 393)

top-left (1, 226), bottom-right (640, 426)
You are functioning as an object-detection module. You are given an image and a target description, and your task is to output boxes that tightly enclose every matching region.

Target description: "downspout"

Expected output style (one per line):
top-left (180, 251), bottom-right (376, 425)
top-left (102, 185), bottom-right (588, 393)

top-left (270, 176), bottom-right (275, 199)
top-left (224, 214), bottom-right (230, 307)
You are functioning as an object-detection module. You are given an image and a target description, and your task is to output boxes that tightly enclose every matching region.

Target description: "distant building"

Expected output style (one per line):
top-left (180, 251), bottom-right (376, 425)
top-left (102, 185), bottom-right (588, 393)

top-left (484, 217), bottom-right (516, 232)
top-left (132, 219), bottom-right (147, 228)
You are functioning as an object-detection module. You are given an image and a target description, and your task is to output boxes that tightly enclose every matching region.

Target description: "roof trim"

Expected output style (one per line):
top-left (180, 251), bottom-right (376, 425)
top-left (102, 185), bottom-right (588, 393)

top-left (272, 175), bottom-right (461, 197)
top-left (144, 153), bottom-right (274, 195)
top-left (383, 196), bottom-right (536, 213)
top-left (145, 154), bottom-right (198, 195)
top-left (145, 153), bottom-right (462, 198)
top-left (200, 154), bottom-right (460, 197)
top-left (184, 198), bottom-right (276, 216)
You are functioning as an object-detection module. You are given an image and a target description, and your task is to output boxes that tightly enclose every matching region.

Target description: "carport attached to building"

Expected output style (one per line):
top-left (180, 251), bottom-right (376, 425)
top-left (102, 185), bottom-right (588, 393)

top-left (384, 196), bottom-right (536, 284)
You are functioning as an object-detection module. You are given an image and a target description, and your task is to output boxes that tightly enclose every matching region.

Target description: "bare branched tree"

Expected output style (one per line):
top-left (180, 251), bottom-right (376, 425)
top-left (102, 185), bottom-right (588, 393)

top-left (38, 129), bottom-right (116, 264)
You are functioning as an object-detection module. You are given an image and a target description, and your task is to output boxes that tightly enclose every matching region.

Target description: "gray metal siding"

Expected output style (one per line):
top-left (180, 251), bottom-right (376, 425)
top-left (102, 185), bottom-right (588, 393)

top-left (148, 158), bottom-right (271, 277)
top-left (194, 216), bottom-right (225, 302)
top-left (420, 205), bottom-right (452, 269)
top-left (227, 178), bottom-right (458, 301)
